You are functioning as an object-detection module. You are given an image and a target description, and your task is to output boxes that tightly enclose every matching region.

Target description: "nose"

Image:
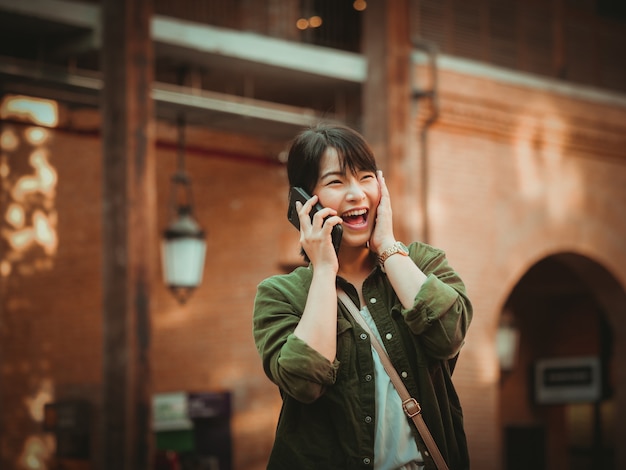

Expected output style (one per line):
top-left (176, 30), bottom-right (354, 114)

top-left (346, 179), bottom-right (366, 201)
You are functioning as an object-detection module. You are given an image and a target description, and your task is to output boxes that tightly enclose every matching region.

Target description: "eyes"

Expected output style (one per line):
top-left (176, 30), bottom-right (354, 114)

top-left (324, 172), bottom-right (376, 186)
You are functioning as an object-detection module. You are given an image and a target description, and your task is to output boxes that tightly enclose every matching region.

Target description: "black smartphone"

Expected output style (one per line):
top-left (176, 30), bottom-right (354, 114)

top-left (287, 187), bottom-right (343, 254)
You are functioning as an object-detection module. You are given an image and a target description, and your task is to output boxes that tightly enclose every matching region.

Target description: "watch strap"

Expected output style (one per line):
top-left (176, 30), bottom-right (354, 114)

top-left (378, 241), bottom-right (409, 265)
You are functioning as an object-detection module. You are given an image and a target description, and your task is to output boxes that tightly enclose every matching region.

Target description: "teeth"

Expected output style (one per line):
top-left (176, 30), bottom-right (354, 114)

top-left (343, 209), bottom-right (367, 217)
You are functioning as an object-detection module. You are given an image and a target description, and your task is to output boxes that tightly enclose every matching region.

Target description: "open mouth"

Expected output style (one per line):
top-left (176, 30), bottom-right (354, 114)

top-left (341, 208), bottom-right (369, 227)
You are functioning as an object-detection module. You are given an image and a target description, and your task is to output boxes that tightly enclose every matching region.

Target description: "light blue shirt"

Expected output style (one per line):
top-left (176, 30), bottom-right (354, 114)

top-left (360, 305), bottom-right (423, 470)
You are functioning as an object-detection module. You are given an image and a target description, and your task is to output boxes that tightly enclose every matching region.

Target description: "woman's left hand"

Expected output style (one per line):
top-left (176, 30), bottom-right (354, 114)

top-left (370, 170), bottom-right (397, 254)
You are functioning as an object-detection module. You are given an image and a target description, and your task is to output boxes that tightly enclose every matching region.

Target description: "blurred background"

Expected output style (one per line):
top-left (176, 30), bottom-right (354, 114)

top-left (0, 0), bottom-right (625, 469)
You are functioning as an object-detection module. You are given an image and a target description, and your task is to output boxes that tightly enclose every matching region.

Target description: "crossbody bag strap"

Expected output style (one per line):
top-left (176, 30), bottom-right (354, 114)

top-left (337, 289), bottom-right (450, 470)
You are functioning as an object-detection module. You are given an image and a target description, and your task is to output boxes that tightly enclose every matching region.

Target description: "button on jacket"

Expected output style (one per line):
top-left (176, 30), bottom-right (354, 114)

top-left (253, 242), bottom-right (472, 470)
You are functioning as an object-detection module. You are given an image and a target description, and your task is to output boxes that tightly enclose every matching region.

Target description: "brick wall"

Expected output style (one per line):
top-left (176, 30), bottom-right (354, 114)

top-left (1, 64), bottom-right (626, 470)
top-left (418, 64), bottom-right (626, 469)
top-left (0, 113), bottom-right (290, 469)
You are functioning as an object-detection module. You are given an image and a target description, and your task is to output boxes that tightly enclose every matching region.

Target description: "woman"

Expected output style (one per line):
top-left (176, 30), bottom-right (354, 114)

top-left (253, 124), bottom-right (472, 470)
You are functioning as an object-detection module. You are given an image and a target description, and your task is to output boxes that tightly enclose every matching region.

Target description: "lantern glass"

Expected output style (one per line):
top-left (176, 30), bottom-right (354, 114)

top-left (161, 236), bottom-right (206, 288)
top-left (161, 209), bottom-right (206, 303)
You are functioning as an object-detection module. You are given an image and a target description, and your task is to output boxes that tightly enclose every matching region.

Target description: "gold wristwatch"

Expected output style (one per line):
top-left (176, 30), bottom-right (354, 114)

top-left (378, 241), bottom-right (409, 265)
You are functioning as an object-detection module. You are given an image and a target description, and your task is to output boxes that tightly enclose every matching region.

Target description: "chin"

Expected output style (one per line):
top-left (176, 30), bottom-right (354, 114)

top-left (343, 234), bottom-right (372, 249)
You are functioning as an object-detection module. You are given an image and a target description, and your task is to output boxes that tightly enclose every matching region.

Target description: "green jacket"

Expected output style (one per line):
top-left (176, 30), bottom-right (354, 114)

top-left (253, 242), bottom-right (472, 470)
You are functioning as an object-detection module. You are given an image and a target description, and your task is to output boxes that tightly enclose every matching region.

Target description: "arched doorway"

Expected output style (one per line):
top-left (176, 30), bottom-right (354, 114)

top-left (498, 253), bottom-right (626, 470)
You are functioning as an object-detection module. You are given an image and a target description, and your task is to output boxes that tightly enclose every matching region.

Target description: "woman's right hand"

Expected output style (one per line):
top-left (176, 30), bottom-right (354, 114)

top-left (296, 196), bottom-right (342, 272)
top-left (293, 196), bottom-right (342, 362)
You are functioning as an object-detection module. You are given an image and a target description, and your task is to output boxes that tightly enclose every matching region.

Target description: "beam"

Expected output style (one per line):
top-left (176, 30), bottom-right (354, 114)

top-left (0, 0), bottom-right (98, 28)
top-left (151, 16), bottom-right (366, 83)
top-left (0, 58), bottom-right (335, 137)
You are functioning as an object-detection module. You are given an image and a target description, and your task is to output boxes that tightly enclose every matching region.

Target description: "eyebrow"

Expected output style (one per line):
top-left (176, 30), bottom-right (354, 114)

top-left (319, 170), bottom-right (344, 179)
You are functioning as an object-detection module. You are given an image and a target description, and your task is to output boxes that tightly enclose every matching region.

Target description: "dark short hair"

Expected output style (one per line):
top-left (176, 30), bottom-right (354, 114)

top-left (286, 123), bottom-right (378, 195)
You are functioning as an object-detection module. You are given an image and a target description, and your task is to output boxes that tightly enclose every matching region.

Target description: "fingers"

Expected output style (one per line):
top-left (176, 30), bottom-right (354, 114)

top-left (375, 171), bottom-right (392, 215)
top-left (377, 170), bottom-right (390, 200)
top-left (296, 195), bottom-right (340, 266)
top-left (295, 195), bottom-right (317, 229)
top-left (297, 195), bottom-right (338, 230)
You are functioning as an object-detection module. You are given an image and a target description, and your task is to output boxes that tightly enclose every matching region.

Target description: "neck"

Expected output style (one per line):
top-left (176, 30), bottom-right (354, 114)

top-left (337, 244), bottom-right (375, 277)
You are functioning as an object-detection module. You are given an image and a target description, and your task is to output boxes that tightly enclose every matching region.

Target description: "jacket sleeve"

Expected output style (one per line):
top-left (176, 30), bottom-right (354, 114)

top-left (253, 276), bottom-right (340, 403)
top-left (400, 243), bottom-right (473, 360)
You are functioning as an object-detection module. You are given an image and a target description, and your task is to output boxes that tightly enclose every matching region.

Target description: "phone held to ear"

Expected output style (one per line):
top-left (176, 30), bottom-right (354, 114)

top-left (287, 187), bottom-right (343, 254)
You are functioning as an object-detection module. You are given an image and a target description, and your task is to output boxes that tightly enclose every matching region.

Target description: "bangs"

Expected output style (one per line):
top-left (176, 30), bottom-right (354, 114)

top-left (334, 142), bottom-right (377, 176)
top-left (324, 127), bottom-right (377, 176)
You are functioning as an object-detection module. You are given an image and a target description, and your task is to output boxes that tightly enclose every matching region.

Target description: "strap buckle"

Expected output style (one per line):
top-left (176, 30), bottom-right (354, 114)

top-left (402, 398), bottom-right (421, 418)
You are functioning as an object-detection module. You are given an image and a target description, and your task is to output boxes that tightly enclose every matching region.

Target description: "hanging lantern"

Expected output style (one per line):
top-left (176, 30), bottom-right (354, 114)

top-left (496, 309), bottom-right (520, 373)
top-left (161, 114), bottom-right (207, 304)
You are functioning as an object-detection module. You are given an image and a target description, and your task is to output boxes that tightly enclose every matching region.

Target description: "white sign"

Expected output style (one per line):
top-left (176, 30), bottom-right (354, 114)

top-left (152, 392), bottom-right (193, 431)
top-left (534, 356), bottom-right (601, 404)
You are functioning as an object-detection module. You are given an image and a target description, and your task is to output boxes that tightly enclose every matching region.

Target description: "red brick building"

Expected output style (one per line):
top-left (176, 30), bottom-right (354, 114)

top-left (1, 1), bottom-right (625, 469)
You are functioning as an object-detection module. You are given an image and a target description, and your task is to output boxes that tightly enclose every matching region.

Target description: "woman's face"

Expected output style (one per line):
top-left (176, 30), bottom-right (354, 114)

top-left (312, 147), bottom-right (380, 248)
